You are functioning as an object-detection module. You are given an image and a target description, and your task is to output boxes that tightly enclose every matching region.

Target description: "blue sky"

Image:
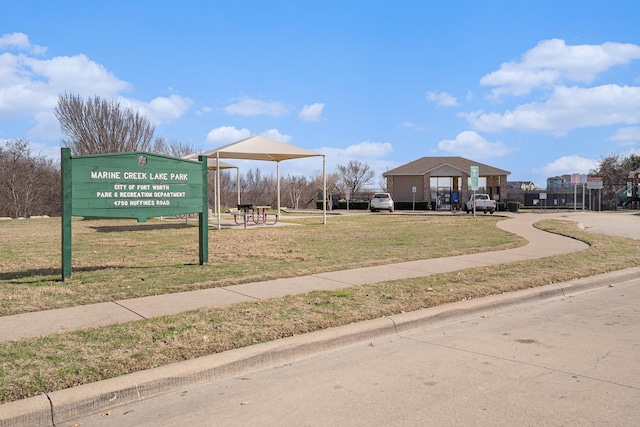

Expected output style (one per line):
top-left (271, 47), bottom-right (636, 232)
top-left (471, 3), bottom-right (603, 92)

top-left (2, 1), bottom-right (640, 188)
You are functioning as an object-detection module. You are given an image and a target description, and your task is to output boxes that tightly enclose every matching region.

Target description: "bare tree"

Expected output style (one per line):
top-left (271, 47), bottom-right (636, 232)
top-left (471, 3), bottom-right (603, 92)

top-left (590, 152), bottom-right (640, 185)
top-left (154, 136), bottom-right (201, 158)
top-left (307, 171), bottom-right (340, 208)
top-left (282, 174), bottom-right (308, 209)
top-left (325, 172), bottom-right (341, 196)
top-left (336, 160), bottom-right (375, 197)
top-left (0, 138), bottom-right (61, 218)
top-left (206, 169), bottom-right (240, 211)
top-left (590, 152), bottom-right (640, 208)
top-left (241, 168), bottom-right (277, 206)
top-left (55, 93), bottom-right (156, 154)
top-left (218, 170), bottom-right (238, 208)
top-left (378, 172), bottom-right (388, 192)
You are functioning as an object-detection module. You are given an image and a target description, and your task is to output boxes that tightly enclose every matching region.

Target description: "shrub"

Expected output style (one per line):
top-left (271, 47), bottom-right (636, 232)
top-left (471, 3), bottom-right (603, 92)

top-left (507, 201), bottom-right (521, 212)
top-left (393, 201), bottom-right (431, 211)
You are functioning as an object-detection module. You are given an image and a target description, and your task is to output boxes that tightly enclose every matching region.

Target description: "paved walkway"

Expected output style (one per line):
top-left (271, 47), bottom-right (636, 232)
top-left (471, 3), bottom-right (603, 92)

top-left (3, 210), bottom-right (640, 342)
top-left (0, 212), bottom-right (592, 342)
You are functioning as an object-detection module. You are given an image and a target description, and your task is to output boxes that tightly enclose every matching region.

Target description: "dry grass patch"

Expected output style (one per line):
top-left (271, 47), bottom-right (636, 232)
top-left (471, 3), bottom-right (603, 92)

top-left (1, 218), bottom-right (640, 403)
top-left (0, 214), bottom-right (522, 315)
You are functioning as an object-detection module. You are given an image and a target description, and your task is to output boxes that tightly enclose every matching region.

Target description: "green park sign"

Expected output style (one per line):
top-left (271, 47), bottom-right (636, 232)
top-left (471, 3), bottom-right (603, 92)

top-left (61, 148), bottom-right (208, 279)
top-left (470, 165), bottom-right (479, 191)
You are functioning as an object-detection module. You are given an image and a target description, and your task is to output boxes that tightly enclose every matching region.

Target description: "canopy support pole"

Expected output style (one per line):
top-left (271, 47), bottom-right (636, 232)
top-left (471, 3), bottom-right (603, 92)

top-left (323, 155), bottom-right (327, 225)
top-left (236, 168), bottom-right (240, 206)
top-left (216, 153), bottom-right (221, 230)
top-left (277, 161), bottom-right (281, 216)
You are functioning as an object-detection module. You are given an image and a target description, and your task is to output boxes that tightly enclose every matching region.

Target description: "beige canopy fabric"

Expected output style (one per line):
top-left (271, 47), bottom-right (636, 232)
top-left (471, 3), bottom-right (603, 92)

top-left (198, 136), bottom-right (327, 228)
top-left (182, 155), bottom-right (241, 213)
top-left (199, 135), bottom-right (322, 161)
top-left (182, 153), bottom-right (237, 171)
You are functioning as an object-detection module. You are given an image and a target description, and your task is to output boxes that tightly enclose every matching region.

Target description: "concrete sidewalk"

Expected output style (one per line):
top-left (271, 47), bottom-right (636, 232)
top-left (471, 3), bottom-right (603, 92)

top-left (0, 213), bottom-right (588, 342)
top-left (2, 211), bottom-right (639, 426)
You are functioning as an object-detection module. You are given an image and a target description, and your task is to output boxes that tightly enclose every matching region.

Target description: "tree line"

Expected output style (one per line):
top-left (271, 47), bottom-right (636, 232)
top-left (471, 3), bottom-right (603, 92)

top-left (8, 92), bottom-right (634, 218)
top-left (589, 152), bottom-right (640, 209)
top-left (1, 94), bottom-right (379, 218)
top-left (0, 139), bottom-right (61, 218)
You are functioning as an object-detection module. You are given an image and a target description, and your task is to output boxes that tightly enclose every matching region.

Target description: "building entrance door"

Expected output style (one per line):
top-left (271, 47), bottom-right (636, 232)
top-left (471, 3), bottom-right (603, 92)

top-left (431, 176), bottom-right (460, 211)
top-left (437, 186), bottom-right (452, 211)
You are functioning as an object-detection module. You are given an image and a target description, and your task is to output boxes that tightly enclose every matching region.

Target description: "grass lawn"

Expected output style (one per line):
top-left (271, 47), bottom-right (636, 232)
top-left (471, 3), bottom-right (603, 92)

top-left (0, 214), bottom-right (522, 316)
top-left (1, 214), bottom-right (640, 403)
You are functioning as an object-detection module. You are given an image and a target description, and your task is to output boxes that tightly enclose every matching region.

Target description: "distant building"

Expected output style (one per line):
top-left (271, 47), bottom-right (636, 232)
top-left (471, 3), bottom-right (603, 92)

top-left (546, 175), bottom-right (572, 190)
top-left (383, 156), bottom-right (510, 207)
top-left (507, 181), bottom-right (536, 191)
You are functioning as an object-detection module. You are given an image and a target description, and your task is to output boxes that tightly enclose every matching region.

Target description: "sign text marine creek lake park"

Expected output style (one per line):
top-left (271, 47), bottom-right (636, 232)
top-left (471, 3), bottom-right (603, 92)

top-left (61, 149), bottom-right (209, 279)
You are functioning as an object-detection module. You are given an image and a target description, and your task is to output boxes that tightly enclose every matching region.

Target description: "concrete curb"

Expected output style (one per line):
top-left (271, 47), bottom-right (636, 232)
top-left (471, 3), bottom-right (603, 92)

top-left (4, 265), bottom-right (638, 426)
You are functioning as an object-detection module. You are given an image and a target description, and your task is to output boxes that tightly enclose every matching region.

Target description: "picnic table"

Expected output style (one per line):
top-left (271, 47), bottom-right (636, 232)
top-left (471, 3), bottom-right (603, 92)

top-left (233, 204), bottom-right (278, 227)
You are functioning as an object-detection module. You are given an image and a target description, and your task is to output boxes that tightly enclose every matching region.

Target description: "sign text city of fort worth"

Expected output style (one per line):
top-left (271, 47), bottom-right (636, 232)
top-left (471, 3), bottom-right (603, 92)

top-left (61, 148), bottom-right (208, 279)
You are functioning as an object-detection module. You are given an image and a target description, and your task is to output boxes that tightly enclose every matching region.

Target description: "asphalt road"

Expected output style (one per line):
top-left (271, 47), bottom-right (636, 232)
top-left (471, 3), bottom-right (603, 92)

top-left (68, 273), bottom-right (640, 426)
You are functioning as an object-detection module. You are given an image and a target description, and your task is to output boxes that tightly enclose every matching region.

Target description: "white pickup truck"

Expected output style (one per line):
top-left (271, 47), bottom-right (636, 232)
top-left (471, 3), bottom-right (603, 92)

top-left (465, 194), bottom-right (496, 214)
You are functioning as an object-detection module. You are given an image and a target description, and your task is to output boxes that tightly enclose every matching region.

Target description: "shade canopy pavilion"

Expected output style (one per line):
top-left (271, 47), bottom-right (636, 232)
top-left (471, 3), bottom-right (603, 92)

top-left (183, 156), bottom-right (237, 171)
top-left (183, 155), bottom-right (241, 211)
top-left (196, 135), bottom-right (326, 228)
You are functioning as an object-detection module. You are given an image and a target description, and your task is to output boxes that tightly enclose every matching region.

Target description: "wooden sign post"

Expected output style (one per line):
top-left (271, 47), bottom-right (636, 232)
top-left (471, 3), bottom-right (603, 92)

top-left (61, 148), bottom-right (208, 280)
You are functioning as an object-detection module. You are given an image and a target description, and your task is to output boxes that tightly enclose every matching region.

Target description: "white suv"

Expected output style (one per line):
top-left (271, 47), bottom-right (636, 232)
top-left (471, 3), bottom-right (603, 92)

top-left (370, 193), bottom-right (394, 212)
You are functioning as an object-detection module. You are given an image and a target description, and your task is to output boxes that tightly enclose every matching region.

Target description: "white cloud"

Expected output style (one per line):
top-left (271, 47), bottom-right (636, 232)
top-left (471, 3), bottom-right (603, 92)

top-left (28, 111), bottom-right (61, 141)
top-left (426, 91), bottom-right (458, 107)
top-left (299, 141), bottom-right (395, 182)
top-left (481, 39), bottom-right (640, 97)
top-left (0, 32), bottom-right (46, 54)
top-left (223, 97), bottom-right (288, 117)
top-left (321, 140), bottom-right (394, 159)
top-left (0, 137), bottom-right (60, 161)
top-left (206, 127), bottom-right (292, 145)
top-left (465, 90), bottom-right (474, 102)
top-left (123, 94), bottom-right (192, 124)
top-left (438, 131), bottom-right (514, 160)
top-left (399, 121), bottom-right (427, 132)
top-left (22, 54), bottom-right (130, 97)
top-left (0, 33), bottom-right (193, 140)
top-left (537, 155), bottom-right (598, 176)
top-left (206, 126), bottom-right (251, 144)
top-left (609, 126), bottom-right (640, 145)
top-left (260, 129), bottom-right (292, 143)
top-left (298, 103), bottom-right (324, 122)
top-left (27, 138), bottom-right (61, 160)
top-left (195, 106), bottom-right (212, 116)
top-left (466, 84), bottom-right (640, 135)
top-left (0, 52), bottom-right (130, 118)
